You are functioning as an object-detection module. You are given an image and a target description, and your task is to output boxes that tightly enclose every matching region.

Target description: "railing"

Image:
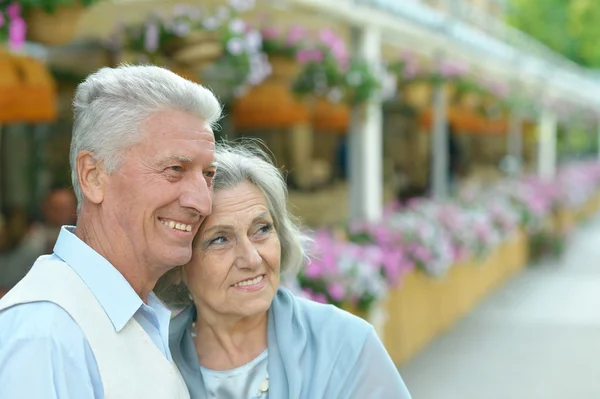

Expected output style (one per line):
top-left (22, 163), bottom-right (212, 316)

top-left (349, 0), bottom-right (600, 103)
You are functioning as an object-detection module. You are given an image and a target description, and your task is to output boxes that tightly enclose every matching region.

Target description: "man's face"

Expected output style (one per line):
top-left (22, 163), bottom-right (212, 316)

top-left (100, 109), bottom-right (216, 271)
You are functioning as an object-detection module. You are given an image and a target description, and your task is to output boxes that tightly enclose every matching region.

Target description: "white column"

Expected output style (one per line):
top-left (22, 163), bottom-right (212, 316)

top-left (431, 81), bottom-right (448, 198)
top-left (507, 111), bottom-right (523, 176)
top-left (537, 110), bottom-right (557, 181)
top-left (348, 25), bottom-right (383, 222)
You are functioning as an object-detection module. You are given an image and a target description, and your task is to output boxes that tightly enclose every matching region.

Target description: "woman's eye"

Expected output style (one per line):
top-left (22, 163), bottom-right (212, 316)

top-left (257, 223), bottom-right (273, 235)
top-left (208, 236), bottom-right (226, 245)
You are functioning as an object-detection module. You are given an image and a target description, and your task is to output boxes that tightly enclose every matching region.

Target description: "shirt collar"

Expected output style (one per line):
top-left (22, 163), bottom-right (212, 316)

top-left (53, 226), bottom-right (144, 332)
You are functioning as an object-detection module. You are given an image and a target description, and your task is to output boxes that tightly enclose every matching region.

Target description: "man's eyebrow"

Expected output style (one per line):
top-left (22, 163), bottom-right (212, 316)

top-left (165, 155), bottom-right (193, 163)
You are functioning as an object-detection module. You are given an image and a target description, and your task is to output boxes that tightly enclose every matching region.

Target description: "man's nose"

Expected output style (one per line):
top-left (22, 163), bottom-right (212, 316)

top-left (179, 173), bottom-right (212, 217)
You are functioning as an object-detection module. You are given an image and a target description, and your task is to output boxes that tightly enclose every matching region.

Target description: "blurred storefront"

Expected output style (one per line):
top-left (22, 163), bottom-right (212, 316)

top-left (2, 0), bottom-right (600, 365)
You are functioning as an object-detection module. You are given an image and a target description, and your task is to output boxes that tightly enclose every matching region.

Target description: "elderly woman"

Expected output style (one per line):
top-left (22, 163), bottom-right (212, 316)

top-left (157, 142), bottom-right (411, 399)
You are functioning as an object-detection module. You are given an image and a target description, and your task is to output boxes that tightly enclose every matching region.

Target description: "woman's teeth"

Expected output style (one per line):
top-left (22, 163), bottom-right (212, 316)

top-left (233, 275), bottom-right (264, 287)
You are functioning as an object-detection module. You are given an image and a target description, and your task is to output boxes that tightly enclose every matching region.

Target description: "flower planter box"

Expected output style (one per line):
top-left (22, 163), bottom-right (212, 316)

top-left (377, 231), bottom-right (528, 366)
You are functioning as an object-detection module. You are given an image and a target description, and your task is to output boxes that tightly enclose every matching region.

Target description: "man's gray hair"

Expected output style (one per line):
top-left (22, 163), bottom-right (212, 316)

top-left (155, 140), bottom-right (311, 308)
top-left (70, 64), bottom-right (222, 209)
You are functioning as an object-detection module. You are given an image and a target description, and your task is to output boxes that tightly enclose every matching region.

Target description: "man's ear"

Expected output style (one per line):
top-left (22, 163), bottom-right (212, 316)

top-left (76, 151), bottom-right (106, 205)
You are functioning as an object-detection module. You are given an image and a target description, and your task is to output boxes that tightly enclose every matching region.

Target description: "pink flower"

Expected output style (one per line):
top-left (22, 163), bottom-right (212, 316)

top-left (331, 41), bottom-right (348, 63)
top-left (7, 2), bottom-right (21, 19)
top-left (9, 17), bottom-right (26, 50)
top-left (295, 49), bottom-right (324, 63)
top-left (327, 282), bottom-right (345, 301)
top-left (312, 292), bottom-right (329, 304)
top-left (305, 261), bottom-right (325, 278)
top-left (286, 25), bottom-right (307, 45)
top-left (144, 22), bottom-right (159, 52)
top-left (318, 28), bottom-right (340, 47)
top-left (261, 26), bottom-right (281, 40)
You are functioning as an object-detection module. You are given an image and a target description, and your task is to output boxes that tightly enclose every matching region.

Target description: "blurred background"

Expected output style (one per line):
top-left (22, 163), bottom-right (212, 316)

top-left (2, 0), bottom-right (600, 397)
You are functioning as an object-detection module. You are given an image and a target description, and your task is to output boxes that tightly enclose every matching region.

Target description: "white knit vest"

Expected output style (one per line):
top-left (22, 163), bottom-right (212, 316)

top-left (0, 259), bottom-right (190, 399)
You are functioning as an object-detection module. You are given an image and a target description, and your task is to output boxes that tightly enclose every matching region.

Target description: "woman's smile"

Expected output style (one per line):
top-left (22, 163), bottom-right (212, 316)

top-left (231, 274), bottom-right (267, 292)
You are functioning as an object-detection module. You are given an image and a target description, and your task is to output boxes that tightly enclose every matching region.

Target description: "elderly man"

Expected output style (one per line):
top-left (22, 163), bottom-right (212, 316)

top-left (0, 65), bottom-right (222, 398)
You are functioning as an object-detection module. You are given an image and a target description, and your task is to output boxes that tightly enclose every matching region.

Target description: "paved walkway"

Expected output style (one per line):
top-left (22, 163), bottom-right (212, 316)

top-left (400, 215), bottom-right (600, 399)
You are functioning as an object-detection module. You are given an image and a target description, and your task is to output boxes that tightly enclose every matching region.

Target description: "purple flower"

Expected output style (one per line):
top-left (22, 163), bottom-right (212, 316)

top-left (8, 17), bottom-right (26, 50)
top-left (331, 41), bottom-right (349, 64)
top-left (381, 248), bottom-right (404, 286)
top-left (7, 2), bottom-right (21, 19)
top-left (227, 37), bottom-right (245, 55)
top-left (144, 22), bottom-right (159, 53)
top-left (312, 292), bottom-right (329, 304)
top-left (0, 12), bottom-right (4, 28)
top-left (261, 26), bottom-right (281, 40)
top-left (296, 49), bottom-right (324, 63)
top-left (327, 282), bottom-right (346, 301)
top-left (318, 28), bottom-right (339, 47)
top-left (438, 59), bottom-right (469, 79)
top-left (304, 261), bottom-right (325, 278)
top-left (170, 21), bottom-right (190, 37)
top-left (286, 25), bottom-right (307, 45)
top-left (229, 19), bottom-right (246, 34)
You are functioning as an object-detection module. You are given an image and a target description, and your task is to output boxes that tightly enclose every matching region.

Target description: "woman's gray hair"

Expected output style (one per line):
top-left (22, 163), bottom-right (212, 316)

top-left (155, 139), bottom-right (311, 308)
top-left (70, 64), bottom-right (222, 210)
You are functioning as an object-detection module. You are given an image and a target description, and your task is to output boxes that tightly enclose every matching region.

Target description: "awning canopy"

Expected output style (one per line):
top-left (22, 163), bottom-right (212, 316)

top-left (0, 49), bottom-right (57, 124)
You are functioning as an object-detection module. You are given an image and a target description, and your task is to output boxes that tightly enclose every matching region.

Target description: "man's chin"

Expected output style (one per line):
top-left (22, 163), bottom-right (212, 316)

top-left (160, 250), bottom-right (192, 270)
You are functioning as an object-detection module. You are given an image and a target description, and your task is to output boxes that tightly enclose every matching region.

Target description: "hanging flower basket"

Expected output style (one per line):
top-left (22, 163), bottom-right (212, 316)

top-left (457, 91), bottom-right (483, 111)
top-left (0, 52), bottom-right (57, 123)
top-left (232, 25), bottom-right (308, 129)
top-left (401, 81), bottom-right (433, 110)
top-left (269, 54), bottom-right (301, 81)
top-left (168, 30), bottom-right (223, 72)
top-left (311, 96), bottom-right (349, 134)
top-left (233, 81), bottom-right (310, 130)
top-left (26, 3), bottom-right (84, 45)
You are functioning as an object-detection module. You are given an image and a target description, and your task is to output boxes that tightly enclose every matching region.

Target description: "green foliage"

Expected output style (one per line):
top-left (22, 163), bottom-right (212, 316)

top-left (291, 47), bottom-right (346, 98)
top-left (18, 0), bottom-right (100, 13)
top-left (507, 0), bottom-right (600, 68)
top-left (343, 59), bottom-right (381, 105)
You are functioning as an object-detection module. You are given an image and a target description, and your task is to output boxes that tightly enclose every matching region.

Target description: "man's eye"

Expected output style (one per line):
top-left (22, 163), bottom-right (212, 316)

top-left (168, 166), bottom-right (183, 173)
top-left (204, 170), bottom-right (215, 178)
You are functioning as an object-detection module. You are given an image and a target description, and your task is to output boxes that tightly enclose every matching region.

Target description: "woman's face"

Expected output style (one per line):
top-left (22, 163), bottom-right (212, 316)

top-left (184, 180), bottom-right (281, 321)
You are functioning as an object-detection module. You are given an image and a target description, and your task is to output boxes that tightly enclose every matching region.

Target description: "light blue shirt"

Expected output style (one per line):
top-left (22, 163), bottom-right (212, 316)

top-left (0, 226), bottom-right (173, 398)
top-left (170, 288), bottom-right (412, 398)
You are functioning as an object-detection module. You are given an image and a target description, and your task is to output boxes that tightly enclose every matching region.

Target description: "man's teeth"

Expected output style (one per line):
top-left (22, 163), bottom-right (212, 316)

top-left (161, 219), bottom-right (192, 232)
top-left (233, 275), bottom-right (264, 287)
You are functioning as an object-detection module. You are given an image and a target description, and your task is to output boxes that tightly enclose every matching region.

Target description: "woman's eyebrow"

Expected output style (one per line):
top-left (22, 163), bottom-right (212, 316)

top-left (202, 224), bottom-right (234, 235)
top-left (252, 212), bottom-right (271, 222)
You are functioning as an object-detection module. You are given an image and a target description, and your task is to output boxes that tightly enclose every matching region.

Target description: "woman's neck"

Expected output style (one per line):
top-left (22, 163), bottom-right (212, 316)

top-left (193, 309), bottom-right (268, 371)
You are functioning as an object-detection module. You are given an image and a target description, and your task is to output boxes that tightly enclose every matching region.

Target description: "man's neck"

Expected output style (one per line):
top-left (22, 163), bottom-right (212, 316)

top-left (75, 217), bottom-right (156, 303)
